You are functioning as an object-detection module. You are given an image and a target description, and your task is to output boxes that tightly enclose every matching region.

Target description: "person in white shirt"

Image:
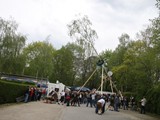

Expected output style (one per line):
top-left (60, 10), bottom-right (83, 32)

top-left (91, 92), bottom-right (96, 107)
top-left (95, 97), bottom-right (106, 115)
top-left (140, 96), bottom-right (147, 114)
top-left (60, 90), bottom-right (65, 105)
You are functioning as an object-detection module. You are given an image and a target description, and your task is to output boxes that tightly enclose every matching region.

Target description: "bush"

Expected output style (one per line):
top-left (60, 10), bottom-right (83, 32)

top-left (146, 83), bottom-right (160, 115)
top-left (0, 80), bottom-right (34, 104)
top-left (122, 92), bottom-right (136, 98)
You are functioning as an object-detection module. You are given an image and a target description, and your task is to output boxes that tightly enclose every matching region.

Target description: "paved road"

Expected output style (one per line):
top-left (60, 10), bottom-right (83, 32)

top-left (60, 104), bottom-right (160, 120)
top-left (0, 102), bottom-right (159, 120)
top-left (0, 102), bottom-right (64, 120)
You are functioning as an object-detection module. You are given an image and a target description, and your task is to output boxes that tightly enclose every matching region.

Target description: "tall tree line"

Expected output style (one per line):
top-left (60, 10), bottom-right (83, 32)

top-left (100, 0), bottom-right (160, 113)
top-left (0, 16), bottom-right (99, 87)
top-left (0, 0), bottom-right (160, 114)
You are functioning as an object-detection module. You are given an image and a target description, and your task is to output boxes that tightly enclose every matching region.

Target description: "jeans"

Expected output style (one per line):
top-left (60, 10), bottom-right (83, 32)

top-left (141, 105), bottom-right (145, 114)
top-left (24, 93), bottom-right (29, 103)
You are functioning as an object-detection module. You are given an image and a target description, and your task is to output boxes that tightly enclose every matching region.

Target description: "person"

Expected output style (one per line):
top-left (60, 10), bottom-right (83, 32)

top-left (140, 96), bottom-right (147, 114)
top-left (24, 86), bottom-right (30, 103)
top-left (65, 91), bottom-right (71, 106)
top-left (44, 90), bottom-right (54, 103)
top-left (130, 96), bottom-right (135, 110)
top-left (123, 96), bottom-right (128, 110)
top-left (114, 95), bottom-right (120, 112)
top-left (57, 91), bottom-right (61, 104)
top-left (108, 95), bottom-right (114, 111)
top-left (95, 97), bottom-right (105, 115)
top-left (60, 90), bottom-right (65, 105)
top-left (41, 88), bottom-right (47, 100)
top-left (91, 92), bottom-right (96, 107)
top-left (86, 92), bottom-right (92, 107)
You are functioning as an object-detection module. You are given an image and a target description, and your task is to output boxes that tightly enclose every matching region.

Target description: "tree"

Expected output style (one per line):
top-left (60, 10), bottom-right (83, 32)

top-left (156, 0), bottom-right (160, 12)
top-left (67, 15), bottom-right (98, 85)
top-left (51, 45), bottom-right (74, 85)
top-left (67, 15), bottom-right (98, 58)
top-left (100, 49), bottom-right (113, 69)
top-left (0, 17), bottom-right (26, 74)
top-left (64, 43), bottom-right (84, 85)
top-left (124, 40), bottom-right (153, 94)
top-left (23, 41), bottom-right (55, 79)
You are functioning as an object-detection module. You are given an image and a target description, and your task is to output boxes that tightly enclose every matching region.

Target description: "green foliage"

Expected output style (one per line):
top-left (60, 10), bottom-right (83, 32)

top-left (23, 41), bottom-right (55, 78)
top-left (51, 46), bottom-right (75, 85)
top-left (64, 43), bottom-right (84, 85)
top-left (0, 80), bottom-right (31, 104)
top-left (67, 15), bottom-right (100, 87)
top-left (156, 0), bottom-right (160, 10)
top-left (100, 49), bottom-right (113, 68)
top-left (0, 2), bottom-right (159, 115)
top-left (146, 83), bottom-right (160, 114)
top-left (0, 17), bottom-right (26, 74)
top-left (122, 92), bottom-right (136, 98)
top-left (99, 3), bottom-right (160, 114)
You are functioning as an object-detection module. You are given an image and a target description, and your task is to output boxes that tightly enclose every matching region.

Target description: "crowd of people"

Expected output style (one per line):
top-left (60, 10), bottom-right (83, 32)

top-left (24, 86), bottom-right (47, 103)
top-left (24, 86), bottom-right (147, 115)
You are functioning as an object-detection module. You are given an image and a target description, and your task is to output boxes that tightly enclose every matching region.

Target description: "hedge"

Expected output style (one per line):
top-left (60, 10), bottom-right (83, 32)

top-left (0, 80), bottom-right (34, 104)
top-left (146, 83), bottom-right (160, 115)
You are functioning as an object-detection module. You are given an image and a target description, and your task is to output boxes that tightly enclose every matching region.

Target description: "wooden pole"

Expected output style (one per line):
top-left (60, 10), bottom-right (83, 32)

top-left (78, 68), bottom-right (97, 92)
top-left (109, 77), bottom-right (114, 93)
top-left (100, 67), bottom-right (104, 95)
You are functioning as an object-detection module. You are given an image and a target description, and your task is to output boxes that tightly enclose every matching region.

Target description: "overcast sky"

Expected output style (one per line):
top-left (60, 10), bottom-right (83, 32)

top-left (0, 0), bottom-right (158, 53)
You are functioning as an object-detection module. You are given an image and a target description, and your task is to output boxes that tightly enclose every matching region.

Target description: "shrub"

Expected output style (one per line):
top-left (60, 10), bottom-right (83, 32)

top-left (0, 80), bottom-right (34, 104)
top-left (146, 83), bottom-right (160, 115)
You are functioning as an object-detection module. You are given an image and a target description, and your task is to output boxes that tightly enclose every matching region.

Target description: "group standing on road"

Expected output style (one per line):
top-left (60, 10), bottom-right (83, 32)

top-left (24, 86), bottom-right (147, 116)
top-left (24, 86), bottom-right (46, 103)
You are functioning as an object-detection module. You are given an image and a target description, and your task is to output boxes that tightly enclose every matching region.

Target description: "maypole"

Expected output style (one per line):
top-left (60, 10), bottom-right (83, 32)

top-left (100, 67), bottom-right (104, 95)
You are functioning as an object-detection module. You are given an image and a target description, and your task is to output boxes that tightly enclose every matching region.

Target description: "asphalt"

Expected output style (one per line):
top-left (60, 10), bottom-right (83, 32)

top-left (0, 101), bottom-right (64, 120)
top-left (0, 101), bottom-right (160, 120)
top-left (60, 104), bottom-right (160, 120)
